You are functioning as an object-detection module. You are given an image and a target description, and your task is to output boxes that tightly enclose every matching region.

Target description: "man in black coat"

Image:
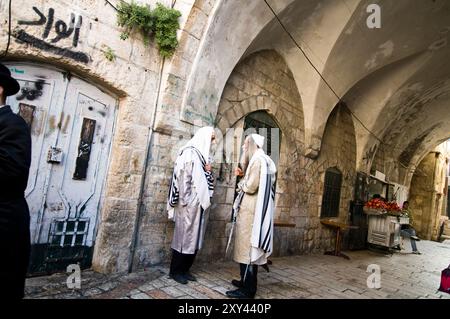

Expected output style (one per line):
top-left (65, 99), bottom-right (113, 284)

top-left (0, 62), bottom-right (32, 299)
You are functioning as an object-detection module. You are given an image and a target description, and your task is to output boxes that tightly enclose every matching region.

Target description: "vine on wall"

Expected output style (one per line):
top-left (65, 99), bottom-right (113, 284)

top-left (117, 1), bottom-right (181, 58)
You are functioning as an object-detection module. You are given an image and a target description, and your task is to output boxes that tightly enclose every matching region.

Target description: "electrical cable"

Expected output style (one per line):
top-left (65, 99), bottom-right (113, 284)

top-left (264, 0), bottom-right (386, 145)
top-left (105, 0), bottom-right (118, 11)
top-left (262, 0), bottom-right (439, 173)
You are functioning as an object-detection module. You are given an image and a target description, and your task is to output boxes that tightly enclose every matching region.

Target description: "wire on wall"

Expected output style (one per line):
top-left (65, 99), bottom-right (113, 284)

top-left (105, 0), bottom-right (118, 11)
top-left (264, 0), bottom-right (438, 173)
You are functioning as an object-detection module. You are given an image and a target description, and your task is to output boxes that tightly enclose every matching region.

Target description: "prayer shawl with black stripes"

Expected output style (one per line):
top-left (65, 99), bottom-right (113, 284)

top-left (167, 146), bottom-right (214, 220)
top-left (234, 148), bottom-right (276, 263)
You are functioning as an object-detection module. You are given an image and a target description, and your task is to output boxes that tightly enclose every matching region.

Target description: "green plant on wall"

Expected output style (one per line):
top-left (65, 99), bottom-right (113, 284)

top-left (117, 1), bottom-right (181, 58)
top-left (104, 46), bottom-right (116, 62)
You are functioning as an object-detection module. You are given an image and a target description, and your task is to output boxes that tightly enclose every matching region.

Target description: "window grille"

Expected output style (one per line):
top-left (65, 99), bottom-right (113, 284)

top-left (49, 218), bottom-right (90, 247)
top-left (244, 111), bottom-right (279, 158)
top-left (321, 167), bottom-right (343, 218)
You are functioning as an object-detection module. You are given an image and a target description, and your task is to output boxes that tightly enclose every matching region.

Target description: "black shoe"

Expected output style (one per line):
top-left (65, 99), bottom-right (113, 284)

top-left (184, 272), bottom-right (197, 282)
top-left (226, 289), bottom-right (254, 299)
top-left (169, 273), bottom-right (188, 284)
top-left (231, 279), bottom-right (243, 288)
top-left (261, 264), bottom-right (270, 272)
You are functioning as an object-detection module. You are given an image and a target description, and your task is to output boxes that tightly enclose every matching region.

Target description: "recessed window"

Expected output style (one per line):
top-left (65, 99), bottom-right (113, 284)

top-left (321, 167), bottom-right (343, 218)
top-left (229, 111), bottom-right (281, 218)
top-left (244, 111), bottom-right (280, 160)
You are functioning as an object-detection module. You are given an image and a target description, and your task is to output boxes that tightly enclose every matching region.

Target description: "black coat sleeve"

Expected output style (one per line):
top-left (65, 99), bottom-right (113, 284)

top-left (0, 113), bottom-right (31, 185)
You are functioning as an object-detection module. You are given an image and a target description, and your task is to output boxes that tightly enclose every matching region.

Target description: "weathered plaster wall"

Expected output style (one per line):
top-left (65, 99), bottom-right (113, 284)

top-left (152, 0), bottom-right (218, 134)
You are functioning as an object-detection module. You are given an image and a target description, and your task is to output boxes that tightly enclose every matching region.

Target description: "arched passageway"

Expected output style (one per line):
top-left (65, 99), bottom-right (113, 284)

top-left (408, 141), bottom-right (450, 241)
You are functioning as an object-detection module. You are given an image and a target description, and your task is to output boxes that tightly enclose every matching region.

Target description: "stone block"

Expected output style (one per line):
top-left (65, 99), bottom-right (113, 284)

top-left (130, 149), bottom-right (146, 174)
top-left (183, 6), bottom-right (208, 40)
top-left (178, 30), bottom-right (200, 63)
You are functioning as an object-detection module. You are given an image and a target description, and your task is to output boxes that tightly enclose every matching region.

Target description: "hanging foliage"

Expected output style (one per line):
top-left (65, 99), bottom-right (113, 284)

top-left (117, 1), bottom-right (181, 58)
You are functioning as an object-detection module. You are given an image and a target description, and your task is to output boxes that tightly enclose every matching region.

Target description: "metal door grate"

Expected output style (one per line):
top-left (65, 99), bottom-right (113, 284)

top-left (49, 218), bottom-right (90, 247)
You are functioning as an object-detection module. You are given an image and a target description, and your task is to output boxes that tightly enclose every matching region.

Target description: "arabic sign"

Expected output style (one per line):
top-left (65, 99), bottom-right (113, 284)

top-left (15, 6), bottom-right (89, 63)
top-left (18, 7), bottom-right (83, 47)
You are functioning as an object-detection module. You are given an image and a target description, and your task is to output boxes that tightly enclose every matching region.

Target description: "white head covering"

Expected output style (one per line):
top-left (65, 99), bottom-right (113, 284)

top-left (251, 133), bottom-right (265, 149)
top-left (180, 126), bottom-right (214, 161)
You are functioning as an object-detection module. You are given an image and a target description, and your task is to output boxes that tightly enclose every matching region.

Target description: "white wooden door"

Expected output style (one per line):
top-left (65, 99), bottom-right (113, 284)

top-left (6, 63), bottom-right (117, 274)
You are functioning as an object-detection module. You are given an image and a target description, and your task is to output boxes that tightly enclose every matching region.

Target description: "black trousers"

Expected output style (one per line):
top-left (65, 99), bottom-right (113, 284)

top-left (169, 249), bottom-right (197, 276)
top-left (0, 198), bottom-right (31, 299)
top-left (239, 263), bottom-right (258, 297)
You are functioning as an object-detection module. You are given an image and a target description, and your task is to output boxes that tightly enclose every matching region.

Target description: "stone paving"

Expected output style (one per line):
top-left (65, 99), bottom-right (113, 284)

top-left (25, 240), bottom-right (450, 299)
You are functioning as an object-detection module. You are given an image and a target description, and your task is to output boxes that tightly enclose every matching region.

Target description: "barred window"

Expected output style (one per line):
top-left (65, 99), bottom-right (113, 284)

top-left (243, 111), bottom-right (280, 161)
top-left (49, 218), bottom-right (89, 247)
top-left (321, 167), bottom-right (343, 218)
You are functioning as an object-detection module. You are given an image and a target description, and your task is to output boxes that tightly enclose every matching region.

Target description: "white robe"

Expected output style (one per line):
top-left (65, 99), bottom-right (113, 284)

top-left (233, 149), bottom-right (276, 264)
top-left (170, 150), bottom-right (210, 254)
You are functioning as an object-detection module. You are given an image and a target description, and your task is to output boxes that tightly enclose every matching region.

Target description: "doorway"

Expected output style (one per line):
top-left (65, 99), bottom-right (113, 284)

top-left (6, 63), bottom-right (117, 275)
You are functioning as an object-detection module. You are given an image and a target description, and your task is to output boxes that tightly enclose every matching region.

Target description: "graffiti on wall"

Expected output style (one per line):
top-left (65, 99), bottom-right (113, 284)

top-left (16, 79), bottom-right (45, 101)
top-left (15, 7), bottom-right (89, 63)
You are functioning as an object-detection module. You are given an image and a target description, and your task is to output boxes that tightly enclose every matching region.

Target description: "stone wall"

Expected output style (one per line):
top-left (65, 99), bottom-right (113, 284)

top-left (0, 0), bottom-right (201, 273)
top-left (128, 0), bottom-right (221, 269)
top-left (0, 0), bottom-right (397, 274)
top-left (309, 104), bottom-right (357, 252)
top-left (131, 50), bottom-right (358, 269)
top-left (212, 52), bottom-right (358, 260)
top-left (153, 0), bottom-right (218, 133)
top-left (409, 148), bottom-right (449, 240)
top-left (212, 50), bottom-right (306, 261)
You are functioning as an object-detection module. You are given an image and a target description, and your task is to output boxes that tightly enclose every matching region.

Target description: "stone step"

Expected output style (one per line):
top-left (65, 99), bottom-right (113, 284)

top-left (441, 220), bottom-right (450, 236)
top-left (443, 225), bottom-right (450, 236)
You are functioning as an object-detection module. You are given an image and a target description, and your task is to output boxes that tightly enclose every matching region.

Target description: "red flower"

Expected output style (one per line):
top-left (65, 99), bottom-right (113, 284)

top-left (365, 198), bottom-right (388, 210)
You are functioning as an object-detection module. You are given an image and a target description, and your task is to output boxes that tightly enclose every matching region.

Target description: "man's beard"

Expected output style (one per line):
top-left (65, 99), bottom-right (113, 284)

top-left (239, 148), bottom-right (250, 173)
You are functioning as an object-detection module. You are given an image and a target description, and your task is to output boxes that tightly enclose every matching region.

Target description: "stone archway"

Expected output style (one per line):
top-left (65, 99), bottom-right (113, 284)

top-left (312, 103), bottom-right (357, 252)
top-left (407, 142), bottom-right (449, 241)
top-left (195, 49), bottom-right (305, 261)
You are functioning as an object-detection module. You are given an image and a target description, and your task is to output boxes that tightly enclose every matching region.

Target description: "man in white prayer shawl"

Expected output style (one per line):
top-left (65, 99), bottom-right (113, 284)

top-left (226, 133), bottom-right (277, 299)
top-left (167, 127), bottom-right (215, 284)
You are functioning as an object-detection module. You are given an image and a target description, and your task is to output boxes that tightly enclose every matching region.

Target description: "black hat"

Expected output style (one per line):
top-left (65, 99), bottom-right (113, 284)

top-left (0, 63), bottom-right (20, 96)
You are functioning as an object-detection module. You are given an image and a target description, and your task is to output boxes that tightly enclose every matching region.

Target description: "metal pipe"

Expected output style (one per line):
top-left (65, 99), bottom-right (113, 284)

top-left (127, 58), bottom-right (166, 273)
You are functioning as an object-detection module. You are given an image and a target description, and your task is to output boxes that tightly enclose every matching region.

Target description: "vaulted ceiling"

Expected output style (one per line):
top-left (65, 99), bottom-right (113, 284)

top-left (184, 0), bottom-right (450, 183)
